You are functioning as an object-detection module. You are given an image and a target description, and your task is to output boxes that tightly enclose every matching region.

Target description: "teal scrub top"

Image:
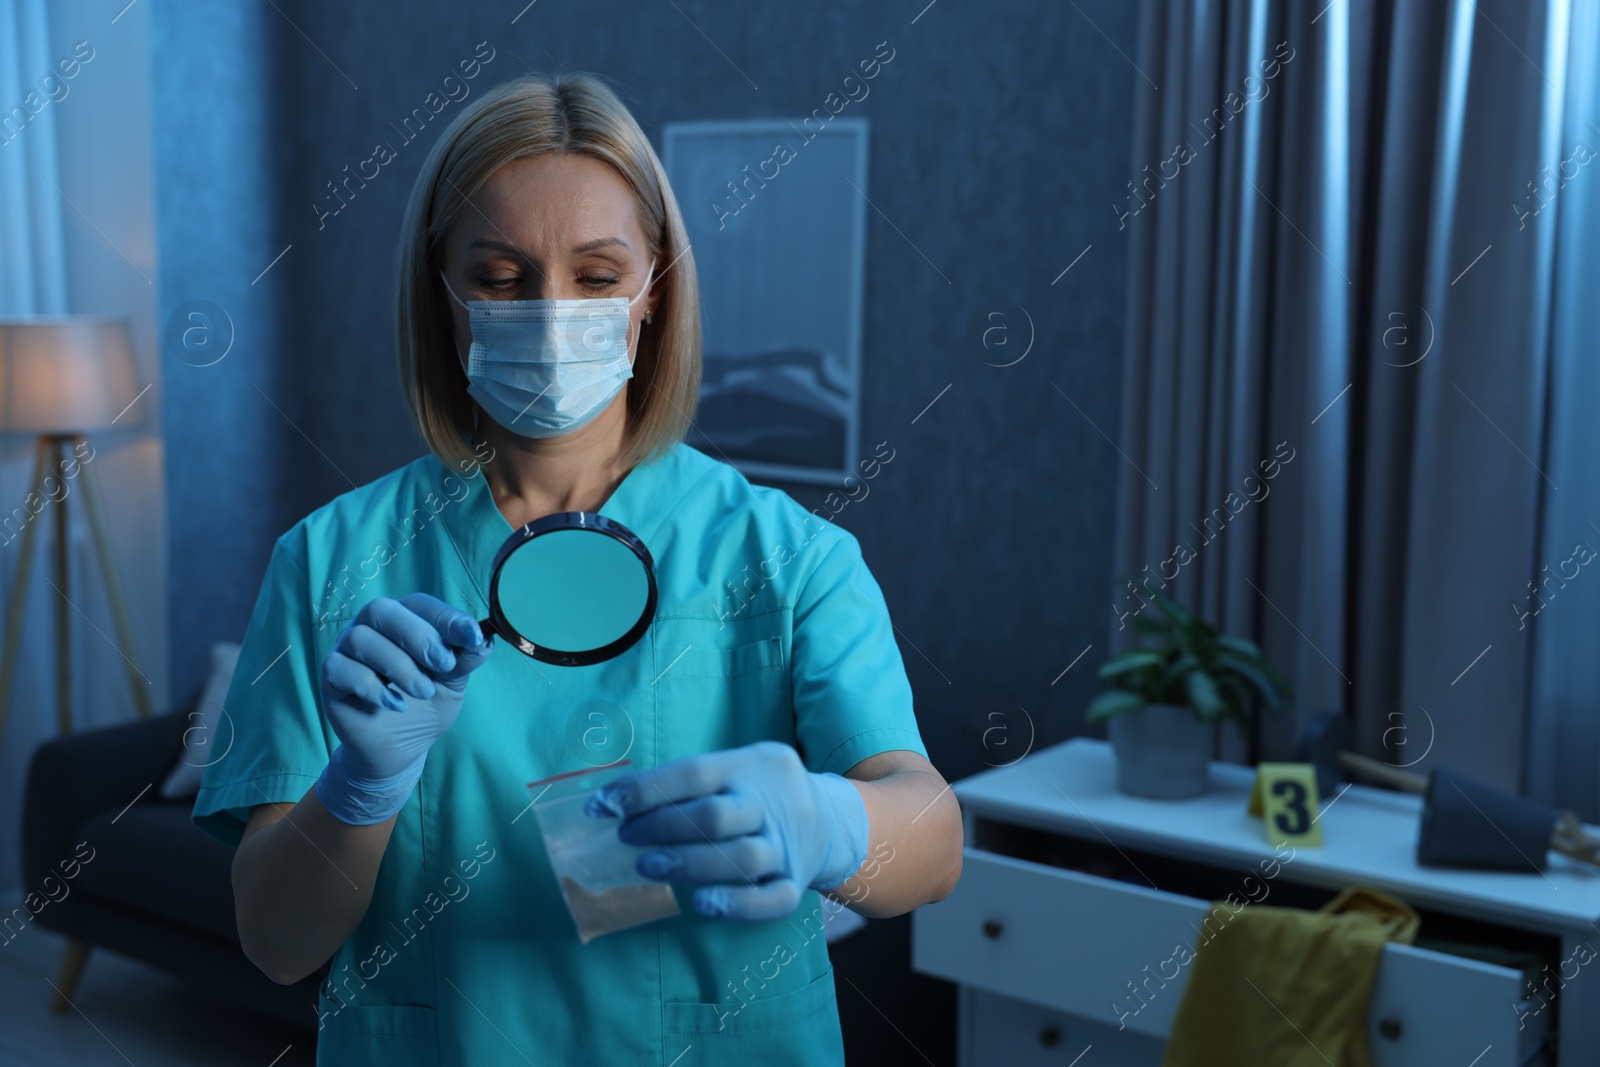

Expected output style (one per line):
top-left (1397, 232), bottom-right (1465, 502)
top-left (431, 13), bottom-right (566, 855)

top-left (192, 440), bottom-right (928, 1066)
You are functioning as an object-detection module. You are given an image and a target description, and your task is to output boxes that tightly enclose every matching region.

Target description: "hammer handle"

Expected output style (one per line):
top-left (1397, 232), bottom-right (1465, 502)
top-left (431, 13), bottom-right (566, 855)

top-left (1338, 752), bottom-right (1429, 793)
top-left (1550, 839), bottom-right (1600, 866)
top-left (1551, 811), bottom-right (1600, 867)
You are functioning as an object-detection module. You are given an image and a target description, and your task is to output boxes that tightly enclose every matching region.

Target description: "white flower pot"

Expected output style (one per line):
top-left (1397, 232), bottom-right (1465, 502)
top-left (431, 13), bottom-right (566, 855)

top-left (1107, 703), bottom-right (1214, 799)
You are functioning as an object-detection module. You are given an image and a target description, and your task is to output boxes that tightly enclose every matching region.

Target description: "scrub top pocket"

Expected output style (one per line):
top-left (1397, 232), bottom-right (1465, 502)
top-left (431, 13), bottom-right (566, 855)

top-left (661, 963), bottom-right (844, 1065)
top-left (317, 1003), bottom-right (439, 1065)
top-left (650, 615), bottom-right (793, 762)
top-left (665, 634), bottom-right (784, 677)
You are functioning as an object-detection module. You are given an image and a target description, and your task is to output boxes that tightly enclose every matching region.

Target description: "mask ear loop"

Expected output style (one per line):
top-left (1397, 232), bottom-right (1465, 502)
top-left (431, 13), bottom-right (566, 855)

top-left (624, 259), bottom-right (658, 360)
top-left (439, 271), bottom-right (476, 376)
top-left (439, 272), bottom-right (483, 443)
top-left (628, 259), bottom-right (657, 310)
top-left (440, 271), bottom-right (471, 311)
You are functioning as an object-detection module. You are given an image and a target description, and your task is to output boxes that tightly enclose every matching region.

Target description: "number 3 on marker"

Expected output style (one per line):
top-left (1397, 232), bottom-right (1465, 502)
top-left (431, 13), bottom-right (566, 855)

top-left (1249, 763), bottom-right (1324, 848)
top-left (1272, 778), bottom-right (1311, 835)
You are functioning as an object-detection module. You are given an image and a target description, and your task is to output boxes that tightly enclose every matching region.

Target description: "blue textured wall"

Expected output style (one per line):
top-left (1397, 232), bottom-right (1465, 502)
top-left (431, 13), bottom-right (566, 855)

top-left (154, 1), bottom-right (1136, 1058)
top-left (153, 1), bottom-right (306, 694)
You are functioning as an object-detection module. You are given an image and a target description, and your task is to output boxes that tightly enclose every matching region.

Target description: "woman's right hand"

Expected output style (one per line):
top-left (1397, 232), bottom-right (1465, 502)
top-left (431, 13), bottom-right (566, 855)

top-left (314, 593), bottom-right (494, 824)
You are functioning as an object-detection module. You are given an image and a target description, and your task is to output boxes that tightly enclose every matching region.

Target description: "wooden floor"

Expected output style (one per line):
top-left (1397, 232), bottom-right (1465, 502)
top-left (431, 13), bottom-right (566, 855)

top-left (0, 922), bottom-right (314, 1066)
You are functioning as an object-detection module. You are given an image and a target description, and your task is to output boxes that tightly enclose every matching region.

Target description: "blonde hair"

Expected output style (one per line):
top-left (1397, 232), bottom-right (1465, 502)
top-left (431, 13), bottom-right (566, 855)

top-left (395, 71), bottom-right (701, 470)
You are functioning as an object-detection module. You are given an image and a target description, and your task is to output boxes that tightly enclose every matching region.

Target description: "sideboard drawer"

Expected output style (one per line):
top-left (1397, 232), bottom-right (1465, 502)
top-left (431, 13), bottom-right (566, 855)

top-left (964, 988), bottom-right (1163, 1067)
top-left (913, 848), bottom-right (1529, 1066)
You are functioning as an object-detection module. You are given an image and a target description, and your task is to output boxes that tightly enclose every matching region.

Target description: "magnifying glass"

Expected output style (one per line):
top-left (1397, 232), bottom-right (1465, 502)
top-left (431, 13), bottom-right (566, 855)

top-left (465, 512), bottom-right (657, 667)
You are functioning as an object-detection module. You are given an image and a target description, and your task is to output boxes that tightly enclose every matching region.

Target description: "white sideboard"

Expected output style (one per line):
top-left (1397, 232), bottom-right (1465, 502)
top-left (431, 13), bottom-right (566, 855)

top-left (911, 739), bottom-right (1600, 1066)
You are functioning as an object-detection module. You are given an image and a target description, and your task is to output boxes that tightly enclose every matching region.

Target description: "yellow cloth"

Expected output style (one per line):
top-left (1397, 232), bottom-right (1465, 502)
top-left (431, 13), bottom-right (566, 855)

top-left (1161, 886), bottom-right (1420, 1067)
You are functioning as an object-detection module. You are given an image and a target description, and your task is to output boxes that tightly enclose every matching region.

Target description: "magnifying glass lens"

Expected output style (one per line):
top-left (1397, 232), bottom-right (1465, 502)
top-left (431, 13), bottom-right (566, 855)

top-left (498, 530), bottom-right (651, 654)
top-left (479, 512), bottom-right (657, 667)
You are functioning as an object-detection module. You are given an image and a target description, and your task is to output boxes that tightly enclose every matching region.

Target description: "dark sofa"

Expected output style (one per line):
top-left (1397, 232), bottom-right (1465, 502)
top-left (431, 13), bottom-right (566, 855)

top-left (20, 694), bottom-right (327, 1027)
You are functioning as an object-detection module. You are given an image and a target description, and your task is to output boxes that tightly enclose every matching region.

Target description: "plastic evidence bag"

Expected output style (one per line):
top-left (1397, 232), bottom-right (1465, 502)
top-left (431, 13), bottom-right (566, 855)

top-left (528, 760), bottom-right (681, 943)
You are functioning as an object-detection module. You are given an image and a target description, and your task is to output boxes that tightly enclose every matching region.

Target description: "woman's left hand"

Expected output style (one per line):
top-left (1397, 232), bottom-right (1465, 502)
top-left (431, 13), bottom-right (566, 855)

top-left (584, 740), bottom-right (868, 921)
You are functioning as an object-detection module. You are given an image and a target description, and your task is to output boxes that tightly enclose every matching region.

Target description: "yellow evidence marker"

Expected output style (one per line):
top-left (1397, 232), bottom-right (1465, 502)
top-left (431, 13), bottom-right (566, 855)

top-left (1248, 762), bottom-right (1325, 848)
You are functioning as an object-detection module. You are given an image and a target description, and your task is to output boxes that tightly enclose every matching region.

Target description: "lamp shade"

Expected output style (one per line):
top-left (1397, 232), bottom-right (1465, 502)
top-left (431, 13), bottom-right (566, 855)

top-left (0, 318), bottom-right (143, 434)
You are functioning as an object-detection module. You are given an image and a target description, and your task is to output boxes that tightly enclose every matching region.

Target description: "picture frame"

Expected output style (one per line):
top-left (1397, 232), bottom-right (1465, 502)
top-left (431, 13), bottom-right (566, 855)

top-left (661, 117), bottom-right (868, 485)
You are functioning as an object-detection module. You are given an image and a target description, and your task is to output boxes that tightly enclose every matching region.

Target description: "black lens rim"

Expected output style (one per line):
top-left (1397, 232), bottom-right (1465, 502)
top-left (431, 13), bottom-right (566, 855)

top-left (485, 511), bottom-right (657, 667)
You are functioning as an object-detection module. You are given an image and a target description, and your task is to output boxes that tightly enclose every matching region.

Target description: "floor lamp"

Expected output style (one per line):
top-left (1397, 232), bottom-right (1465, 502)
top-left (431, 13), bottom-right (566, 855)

top-left (0, 318), bottom-right (152, 749)
top-left (0, 318), bottom-right (153, 1017)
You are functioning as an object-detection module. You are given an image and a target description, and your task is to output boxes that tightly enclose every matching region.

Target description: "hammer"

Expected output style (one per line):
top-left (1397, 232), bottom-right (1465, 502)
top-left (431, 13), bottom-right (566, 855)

top-left (1296, 708), bottom-right (1429, 793)
top-left (1295, 710), bottom-right (1600, 871)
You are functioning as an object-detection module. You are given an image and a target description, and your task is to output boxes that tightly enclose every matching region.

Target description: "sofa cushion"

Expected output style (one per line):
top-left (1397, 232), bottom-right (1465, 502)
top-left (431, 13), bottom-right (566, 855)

top-left (159, 641), bottom-right (243, 799)
top-left (75, 800), bottom-right (240, 943)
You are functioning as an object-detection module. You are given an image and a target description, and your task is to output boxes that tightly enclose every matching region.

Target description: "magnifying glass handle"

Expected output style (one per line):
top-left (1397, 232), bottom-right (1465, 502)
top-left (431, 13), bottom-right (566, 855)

top-left (379, 619), bottom-right (495, 700)
top-left (441, 617), bottom-right (498, 653)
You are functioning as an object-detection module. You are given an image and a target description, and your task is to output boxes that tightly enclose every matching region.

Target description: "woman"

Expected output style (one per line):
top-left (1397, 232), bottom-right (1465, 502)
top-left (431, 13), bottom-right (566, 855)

top-left (193, 72), bottom-right (961, 1065)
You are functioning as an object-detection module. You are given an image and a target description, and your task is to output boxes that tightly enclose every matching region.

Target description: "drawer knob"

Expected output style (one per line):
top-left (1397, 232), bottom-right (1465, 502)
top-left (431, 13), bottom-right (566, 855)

top-left (1377, 1017), bottom-right (1402, 1040)
top-left (982, 919), bottom-right (1004, 940)
top-left (1038, 1026), bottom-right (1061, 1048)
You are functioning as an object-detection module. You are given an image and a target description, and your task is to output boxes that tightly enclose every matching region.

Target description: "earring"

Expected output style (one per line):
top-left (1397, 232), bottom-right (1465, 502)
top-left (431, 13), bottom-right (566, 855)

top-left (644, 311), bottom-right (654, 325)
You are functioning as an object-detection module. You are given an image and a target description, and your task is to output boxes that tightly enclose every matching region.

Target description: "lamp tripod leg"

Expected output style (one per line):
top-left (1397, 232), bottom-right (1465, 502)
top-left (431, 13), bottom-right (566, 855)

top-left (49, 939), bottom-right (93, 1013)
top-left (74, 434), bottom-right (151, 720)
top-left (51, 439), bottom-right (71, 736)
top-left (0, 438), bottom-right (52, 751)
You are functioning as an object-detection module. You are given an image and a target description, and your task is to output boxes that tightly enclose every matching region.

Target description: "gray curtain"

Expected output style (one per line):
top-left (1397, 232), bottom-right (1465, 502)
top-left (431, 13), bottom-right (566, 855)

top-left (1526, 0), bottom-right (1600, 818)
top-left (0, 0), bottom-right (70, 899)
top-left (1115, 0), bottom-right (1597, 802)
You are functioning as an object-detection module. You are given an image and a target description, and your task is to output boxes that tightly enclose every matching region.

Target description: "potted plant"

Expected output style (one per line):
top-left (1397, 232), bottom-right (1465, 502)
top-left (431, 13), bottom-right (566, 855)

top-left (1087, 582), bottom-right (1292, 798)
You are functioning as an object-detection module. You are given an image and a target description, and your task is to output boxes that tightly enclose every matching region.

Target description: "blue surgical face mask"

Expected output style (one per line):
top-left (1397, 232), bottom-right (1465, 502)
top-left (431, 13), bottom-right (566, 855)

top-left (441, 259), bottom-right (655, 438)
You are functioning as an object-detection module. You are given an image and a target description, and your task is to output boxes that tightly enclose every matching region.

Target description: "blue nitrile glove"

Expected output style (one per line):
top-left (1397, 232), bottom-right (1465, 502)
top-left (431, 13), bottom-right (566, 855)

top-left (314, 593), bottom-right (493, 825)
top-left (584, 740), bottom-right (869, 921)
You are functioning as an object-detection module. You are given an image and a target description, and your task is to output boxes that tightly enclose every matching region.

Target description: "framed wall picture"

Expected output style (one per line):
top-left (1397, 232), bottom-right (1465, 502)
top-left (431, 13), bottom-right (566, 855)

top-left (661, 118), bottom-right (868, 485)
